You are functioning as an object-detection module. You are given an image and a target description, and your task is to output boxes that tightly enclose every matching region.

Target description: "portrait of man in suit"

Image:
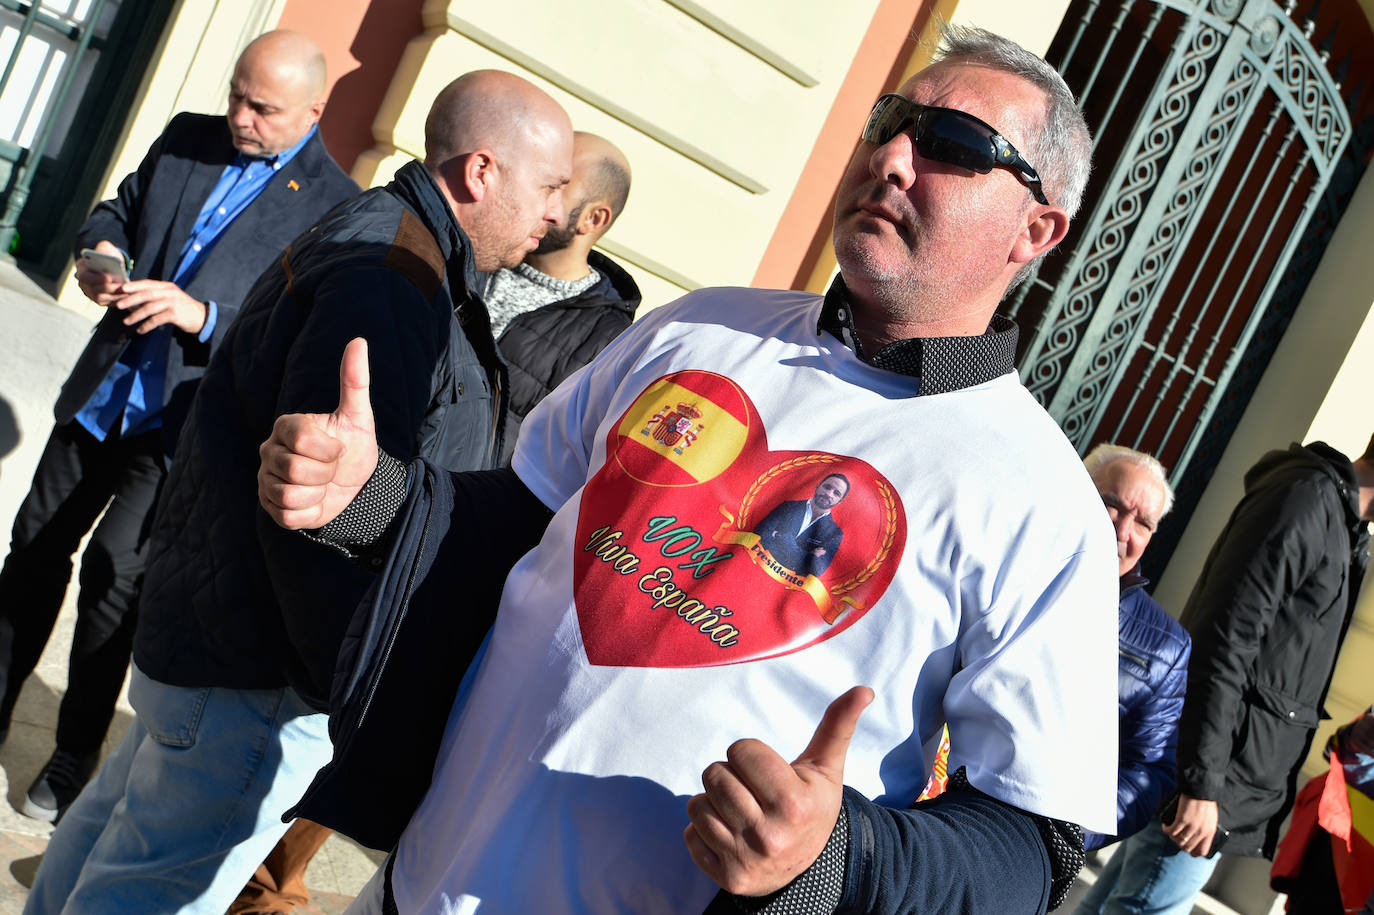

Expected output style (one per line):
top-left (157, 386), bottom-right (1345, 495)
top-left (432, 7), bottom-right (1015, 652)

top-left (755, 473), bottom-right (850, 577)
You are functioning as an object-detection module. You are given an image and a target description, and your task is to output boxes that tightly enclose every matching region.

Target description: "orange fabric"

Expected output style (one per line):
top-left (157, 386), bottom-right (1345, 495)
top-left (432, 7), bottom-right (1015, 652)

top-left (918, 726), bottom-right (951, 801)
top-left (1318, 744), bottom-right (1353, 848)
top-left (228, 818), bottom-right (334, 914)
top-left (1317, 738), bottom-right (1374, 908)
top-left (1273, 724), bottom-right (1374, 911)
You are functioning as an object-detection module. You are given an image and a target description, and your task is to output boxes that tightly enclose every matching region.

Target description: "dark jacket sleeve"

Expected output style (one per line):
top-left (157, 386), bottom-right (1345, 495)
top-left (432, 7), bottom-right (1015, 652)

top-left (836, 789), bottom-right (1052, 914)
top-left (74, 116), bottom-right (177, 259)
top-left (289, 460), bottom-right (552, 849)
top-left (257, 261), bottom-right (453, 699)
top-left (1176, 478), bottom-right (1331, 801)
top-left (706, 786), bottom-right (1057, 915)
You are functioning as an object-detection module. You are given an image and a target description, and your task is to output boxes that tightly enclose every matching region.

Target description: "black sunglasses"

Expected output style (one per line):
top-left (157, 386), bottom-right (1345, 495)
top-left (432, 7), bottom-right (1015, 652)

top-left (862, 93), bottom-right (1050, 206)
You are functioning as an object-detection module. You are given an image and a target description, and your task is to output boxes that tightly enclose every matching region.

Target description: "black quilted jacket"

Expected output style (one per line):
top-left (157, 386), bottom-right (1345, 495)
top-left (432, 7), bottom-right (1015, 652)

top-left (495, 250), bottom-right (639, 463)
top-left (133, 161), bottom-right (506, 708)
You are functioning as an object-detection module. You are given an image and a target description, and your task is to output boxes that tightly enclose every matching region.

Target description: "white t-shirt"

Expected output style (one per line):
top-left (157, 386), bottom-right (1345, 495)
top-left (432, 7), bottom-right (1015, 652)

top-left (392, 287), bottom-right (1119, 914)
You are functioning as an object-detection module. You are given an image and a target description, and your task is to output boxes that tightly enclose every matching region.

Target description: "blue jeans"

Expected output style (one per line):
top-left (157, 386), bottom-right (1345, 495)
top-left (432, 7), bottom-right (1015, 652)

top-left (1075, 825), bottom-right (1220, 915)
top-left (25, 664), bottom-right (331, 914)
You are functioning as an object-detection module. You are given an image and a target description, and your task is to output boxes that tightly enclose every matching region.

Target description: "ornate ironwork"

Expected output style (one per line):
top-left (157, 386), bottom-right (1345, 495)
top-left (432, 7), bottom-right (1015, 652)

top-left (1212, 0), bottom-right (1244, 20)
top-left (1251, 15), bottom-right (1282, 55)
top-left (1054, 53), bottom-right (1261, 445)
top-left (1021, 0), bottom-right (1360, 571)
top-left (1145, 103), bottom-right (1369, 572)
top-left (1268, 30), bottom-right (1346, 164)
top-left (1023, 21), bottom-right (1224, 403)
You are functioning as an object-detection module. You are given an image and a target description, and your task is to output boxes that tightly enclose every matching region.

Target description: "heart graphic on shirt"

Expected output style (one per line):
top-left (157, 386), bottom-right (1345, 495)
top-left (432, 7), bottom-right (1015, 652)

top-left (573, 370), bottom-right (907, 668)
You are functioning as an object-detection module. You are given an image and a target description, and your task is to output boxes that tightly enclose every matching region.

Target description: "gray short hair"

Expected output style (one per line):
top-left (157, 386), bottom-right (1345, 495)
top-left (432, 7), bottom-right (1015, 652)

top-left (1083, 443), bottom-right (1175, 516)
top-left (935, 25), bottom-right (1093, 220)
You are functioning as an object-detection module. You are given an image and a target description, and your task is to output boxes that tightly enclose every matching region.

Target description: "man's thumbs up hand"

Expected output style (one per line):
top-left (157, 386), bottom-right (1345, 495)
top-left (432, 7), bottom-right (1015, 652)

top-left (259, 337), bottom-right (379, 530)
top-left (684, 686), bottom-right (874, 896)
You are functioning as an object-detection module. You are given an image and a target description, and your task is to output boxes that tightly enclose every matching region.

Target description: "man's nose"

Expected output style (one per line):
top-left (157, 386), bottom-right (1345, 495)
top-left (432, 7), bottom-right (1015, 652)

top-left (869, 133), bottom-right (917, 189)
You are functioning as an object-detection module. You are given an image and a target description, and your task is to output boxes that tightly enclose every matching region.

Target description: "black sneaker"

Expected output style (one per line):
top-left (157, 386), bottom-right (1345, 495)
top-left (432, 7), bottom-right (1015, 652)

top-left (21, 748), bottom-right (98, 823)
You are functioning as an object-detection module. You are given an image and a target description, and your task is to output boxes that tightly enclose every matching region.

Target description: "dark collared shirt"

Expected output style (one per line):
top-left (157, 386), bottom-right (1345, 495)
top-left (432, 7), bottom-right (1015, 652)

top-left (817, 275), bottom-right (1018, 394)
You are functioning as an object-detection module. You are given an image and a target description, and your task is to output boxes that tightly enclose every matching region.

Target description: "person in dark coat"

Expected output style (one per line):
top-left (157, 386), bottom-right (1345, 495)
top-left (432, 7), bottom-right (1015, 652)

top-left (237, 131), bottom-right (640, 914)
top-left (1084, 435), bottom-right (1374, 913)
top-left (484, 131), bottom-right (639, 463)
top-left (24, 69), bottom-right (573, 915)
top-left (237, 121), bottom-right (641, 915)
top-left (0, 29), bottom-right (358, 824)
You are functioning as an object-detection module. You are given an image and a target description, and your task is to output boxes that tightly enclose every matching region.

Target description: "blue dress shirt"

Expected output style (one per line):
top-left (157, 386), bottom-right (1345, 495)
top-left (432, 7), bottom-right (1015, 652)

top-left (75, 125), bottom-right (317, 441)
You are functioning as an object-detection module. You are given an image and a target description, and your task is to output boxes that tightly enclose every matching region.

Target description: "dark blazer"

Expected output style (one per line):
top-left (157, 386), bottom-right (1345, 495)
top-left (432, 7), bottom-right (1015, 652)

top-left (756, 499), bottom-right (843, 577)
top-left (55, 112), bottom-right (359, 456)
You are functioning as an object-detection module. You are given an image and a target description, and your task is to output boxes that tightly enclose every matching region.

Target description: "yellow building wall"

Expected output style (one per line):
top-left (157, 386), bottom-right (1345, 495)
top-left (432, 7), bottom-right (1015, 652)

top-left (354, 0), bottom-right (884, 313)
top-left (54, 0), bottom-right (289, 313)
top-left (57, 0), bottom-right (1088, 318)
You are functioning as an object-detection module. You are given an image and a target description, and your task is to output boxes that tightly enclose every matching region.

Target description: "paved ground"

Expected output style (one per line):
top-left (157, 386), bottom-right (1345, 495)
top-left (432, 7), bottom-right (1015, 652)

top-left (0, 262), bottom-right (382, 913)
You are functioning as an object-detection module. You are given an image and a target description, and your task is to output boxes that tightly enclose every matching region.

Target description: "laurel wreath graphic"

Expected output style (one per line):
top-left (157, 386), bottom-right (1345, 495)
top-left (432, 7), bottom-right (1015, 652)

top-left (738, 455), bottom-right (844, 525)
top-left (830, 480), bottom-right (897, 595)
top-left (737, 457), bottom-right (897, 596)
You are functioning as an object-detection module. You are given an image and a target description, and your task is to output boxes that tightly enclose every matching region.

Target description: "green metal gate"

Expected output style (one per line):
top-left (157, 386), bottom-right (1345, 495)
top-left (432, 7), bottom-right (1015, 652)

top-left (0, 0), bottom-right (173, 278)
top-left (1010, 0), bottom-right (1368, 568)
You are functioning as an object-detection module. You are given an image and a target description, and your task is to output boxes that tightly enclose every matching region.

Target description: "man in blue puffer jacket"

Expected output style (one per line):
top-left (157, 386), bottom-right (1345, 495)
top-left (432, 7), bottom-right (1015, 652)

top-left (1084, 442), bottom-right (1192, 850)
top-left (1075, 443), bottom-right (1191, 910)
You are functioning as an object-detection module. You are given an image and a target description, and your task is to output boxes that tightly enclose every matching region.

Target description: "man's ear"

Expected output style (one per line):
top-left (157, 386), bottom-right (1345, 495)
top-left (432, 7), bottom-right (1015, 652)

top-left (445, 150), bottom-right (497, 204)
top-left (577, 200), bottom-right (613, 237)
top-left (307, 97), bottom-right (325, 126)
top-left (1010, 204), bottom-right (1070, 265)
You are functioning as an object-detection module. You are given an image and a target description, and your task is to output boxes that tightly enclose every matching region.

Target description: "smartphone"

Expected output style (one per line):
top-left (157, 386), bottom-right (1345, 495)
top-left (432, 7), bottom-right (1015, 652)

top-left (79, 248), bottom-right (129, 283)
top-left (1158, 790), bottom-right (1229, 857)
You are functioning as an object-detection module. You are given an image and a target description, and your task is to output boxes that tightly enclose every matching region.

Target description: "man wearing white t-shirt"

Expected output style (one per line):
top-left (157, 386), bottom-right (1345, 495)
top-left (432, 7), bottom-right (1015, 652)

top-left (260, 25), bottom-right (1119, 914)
